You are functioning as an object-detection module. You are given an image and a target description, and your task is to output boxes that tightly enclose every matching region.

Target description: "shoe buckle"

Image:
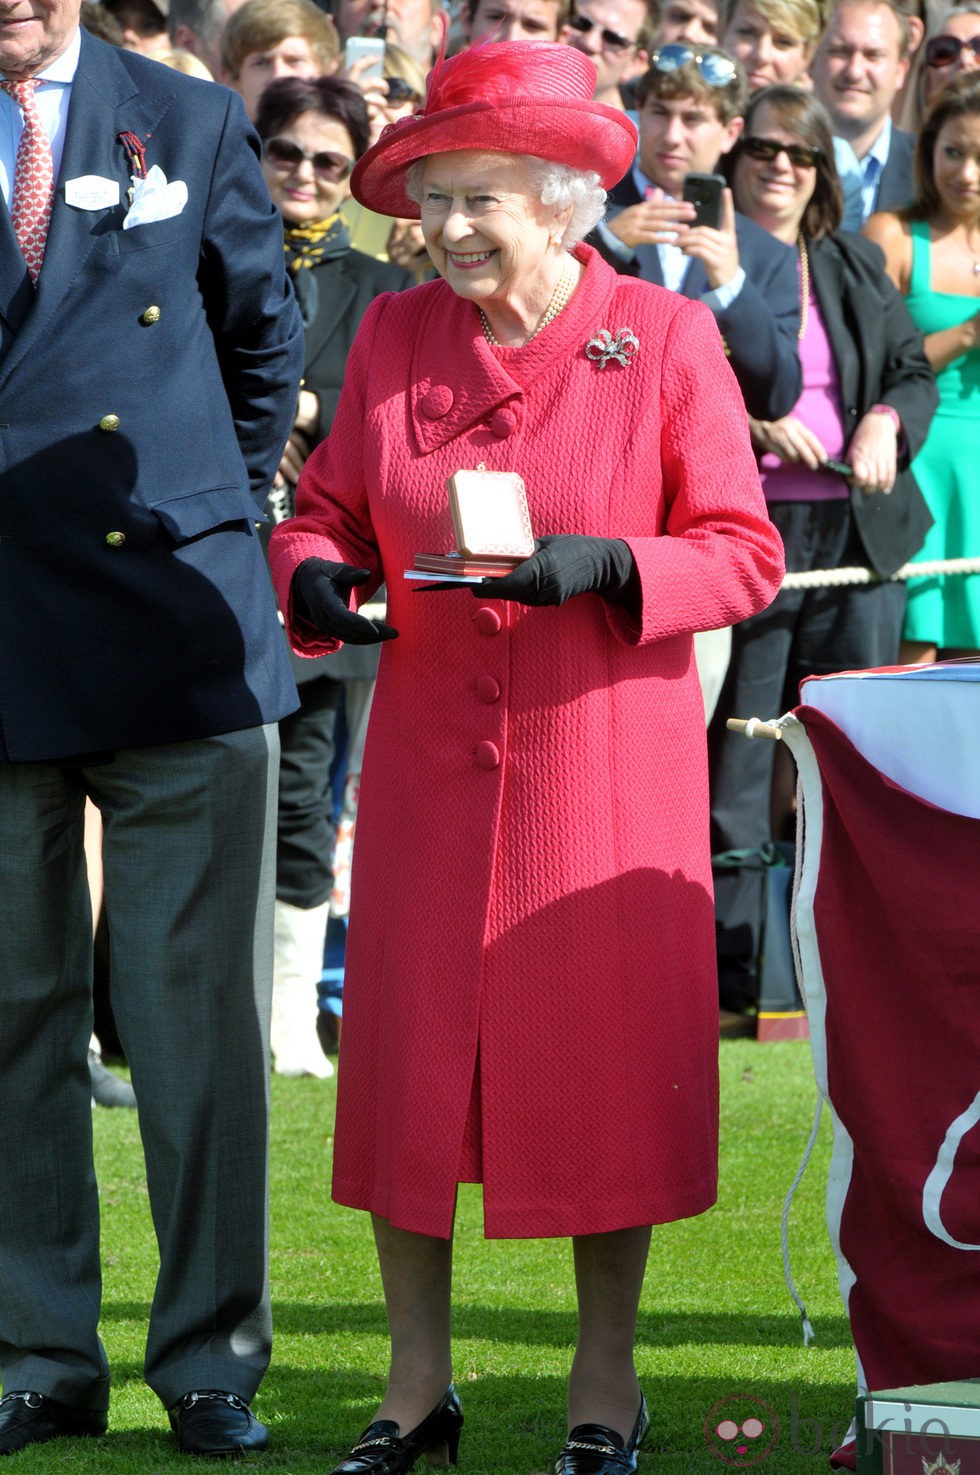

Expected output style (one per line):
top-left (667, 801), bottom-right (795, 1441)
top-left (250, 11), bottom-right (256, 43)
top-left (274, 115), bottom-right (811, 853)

top-left (0, 1393), bottom-right (43, 1410)
top-left (182, 1391), bottom-right (245, 1410)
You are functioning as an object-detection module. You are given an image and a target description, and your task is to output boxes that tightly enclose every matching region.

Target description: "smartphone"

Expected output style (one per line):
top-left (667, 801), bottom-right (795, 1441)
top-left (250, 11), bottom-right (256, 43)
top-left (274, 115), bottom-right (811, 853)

top-left (682, 172), bottom-right (726, 230)
top-left (822, 457), bottom-right (853, 479)
top-left (344, 36), bottom-right (385, 80)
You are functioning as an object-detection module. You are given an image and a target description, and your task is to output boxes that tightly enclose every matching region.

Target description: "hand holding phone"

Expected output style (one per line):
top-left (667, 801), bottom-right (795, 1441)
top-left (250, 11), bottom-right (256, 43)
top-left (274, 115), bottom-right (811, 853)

top-left (681, 172), bottom-right (726, 231)
top-left (822, 457), bottom-right (853, 479)
top-left (344, 36), bottom-right (385, 81)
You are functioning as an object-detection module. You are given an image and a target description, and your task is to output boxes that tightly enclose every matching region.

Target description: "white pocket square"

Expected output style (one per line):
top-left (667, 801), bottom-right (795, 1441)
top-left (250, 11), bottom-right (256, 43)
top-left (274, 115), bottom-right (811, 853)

top-left (122, 165), bottom-right (188, 229)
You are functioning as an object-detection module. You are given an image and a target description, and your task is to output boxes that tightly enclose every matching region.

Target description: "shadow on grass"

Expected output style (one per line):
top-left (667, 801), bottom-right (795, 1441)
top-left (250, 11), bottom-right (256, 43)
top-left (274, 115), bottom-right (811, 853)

top-left (34, 1356), bottom-right (854, 1474)
top-left (92, 1304), bottom-right (854, 1472)
top-left (224, 1301), bottom-right (851, 1350)
top-left (253, 1367), bottom-right (857, 1472)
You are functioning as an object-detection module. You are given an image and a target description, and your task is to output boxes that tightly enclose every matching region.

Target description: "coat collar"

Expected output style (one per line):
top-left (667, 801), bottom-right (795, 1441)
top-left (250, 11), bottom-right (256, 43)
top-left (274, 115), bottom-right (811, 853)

top-left (410, 244), bottom-right (619, 454)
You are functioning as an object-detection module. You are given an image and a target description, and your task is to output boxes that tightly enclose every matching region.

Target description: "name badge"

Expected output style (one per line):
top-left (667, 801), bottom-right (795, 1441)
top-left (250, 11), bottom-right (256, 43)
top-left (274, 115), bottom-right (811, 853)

top-left (65, 175), bottom-right (121, 211)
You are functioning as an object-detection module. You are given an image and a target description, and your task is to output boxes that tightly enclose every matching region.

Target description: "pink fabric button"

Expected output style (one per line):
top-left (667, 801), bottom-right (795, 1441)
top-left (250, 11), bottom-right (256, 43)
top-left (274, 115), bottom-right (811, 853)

top-left (490, 407), bottom-right (518, 438)
top-left (420, 385), bottom-right (454, 419)
top-left (476, 674), bottom-right (501, 703)
top-left (474, 607), bottom-right (502, 635)
top-left (475, 741), bottom-right (500, 770)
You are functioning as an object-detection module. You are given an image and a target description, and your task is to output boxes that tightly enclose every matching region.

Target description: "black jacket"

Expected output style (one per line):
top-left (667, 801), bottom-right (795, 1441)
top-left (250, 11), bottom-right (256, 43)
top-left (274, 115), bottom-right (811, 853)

top-left (807, 230), bottom-right (936, 577)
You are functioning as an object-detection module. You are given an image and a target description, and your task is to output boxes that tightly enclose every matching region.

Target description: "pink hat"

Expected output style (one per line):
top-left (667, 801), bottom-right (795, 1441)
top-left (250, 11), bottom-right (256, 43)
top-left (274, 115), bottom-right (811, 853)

top-left (350, 40), bottom-right (638, 219)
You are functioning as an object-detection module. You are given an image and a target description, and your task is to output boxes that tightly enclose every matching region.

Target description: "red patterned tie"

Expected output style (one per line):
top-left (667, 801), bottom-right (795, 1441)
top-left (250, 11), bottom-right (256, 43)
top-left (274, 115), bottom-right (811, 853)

top-left (1, 78), bottom-right (55, 282)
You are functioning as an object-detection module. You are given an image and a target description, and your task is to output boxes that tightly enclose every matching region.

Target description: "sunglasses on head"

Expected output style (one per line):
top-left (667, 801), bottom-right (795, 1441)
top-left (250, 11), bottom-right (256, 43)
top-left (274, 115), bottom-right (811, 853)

top-left (649, 43), bottom-right (737, 86)
top-left (263, 137), bottom-right (354, 181)
top-left (567, 11), bottom-right (637, 52)
top-left (741, 135), bottom-right (821, 168)
top-left (925, 33), bottom-right (980, 67)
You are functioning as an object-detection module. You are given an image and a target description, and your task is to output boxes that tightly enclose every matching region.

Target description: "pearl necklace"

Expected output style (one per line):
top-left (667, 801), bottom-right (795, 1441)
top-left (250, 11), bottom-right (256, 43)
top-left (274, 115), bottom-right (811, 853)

top-left (797, 232), bottom-right (810, 341)
top-left (479, 257), bottom-right (576, 347)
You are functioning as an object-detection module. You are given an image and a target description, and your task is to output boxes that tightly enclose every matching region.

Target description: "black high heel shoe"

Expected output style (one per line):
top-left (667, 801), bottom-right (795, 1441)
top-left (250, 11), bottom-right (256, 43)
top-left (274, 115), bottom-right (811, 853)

top-left (554, 1394), bottom-right (650, 1474)
top-left (330, 1386), bottom-right (463, 1474)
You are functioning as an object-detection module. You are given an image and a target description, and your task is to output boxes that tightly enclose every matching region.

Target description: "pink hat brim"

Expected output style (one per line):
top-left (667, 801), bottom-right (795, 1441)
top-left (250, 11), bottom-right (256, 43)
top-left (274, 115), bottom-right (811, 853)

top-left (350, 98), bottom-right (638, 219)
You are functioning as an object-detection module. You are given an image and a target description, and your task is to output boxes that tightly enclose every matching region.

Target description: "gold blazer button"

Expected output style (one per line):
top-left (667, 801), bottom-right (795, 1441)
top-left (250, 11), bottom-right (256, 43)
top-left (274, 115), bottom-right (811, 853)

top-left (105, 531), bottom-right (127, 547)
top-left (99, 414), bottom-right (120, 432)
top-left (141, 306), bottom-right (161, 324)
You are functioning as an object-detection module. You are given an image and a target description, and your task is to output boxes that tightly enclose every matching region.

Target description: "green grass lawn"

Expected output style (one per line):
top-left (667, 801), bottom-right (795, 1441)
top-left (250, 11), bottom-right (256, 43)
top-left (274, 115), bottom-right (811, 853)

top-left (14, 1039), bottom-right (856, 1473)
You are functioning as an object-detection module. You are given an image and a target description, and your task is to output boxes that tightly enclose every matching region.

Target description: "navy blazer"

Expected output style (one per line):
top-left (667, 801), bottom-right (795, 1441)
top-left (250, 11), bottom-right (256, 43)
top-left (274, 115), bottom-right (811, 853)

top-left (592, 172), bottom-right (803, 421)
top-left (0, 33), bottom-right (305, 762)
top-left (806, 230), bottom-right (936, 577)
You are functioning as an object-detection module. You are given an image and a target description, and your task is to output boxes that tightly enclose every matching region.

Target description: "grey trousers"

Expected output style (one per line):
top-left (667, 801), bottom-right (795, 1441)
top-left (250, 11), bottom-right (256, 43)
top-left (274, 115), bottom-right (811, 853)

top-left (0, 725), bottom-right (279, 1412)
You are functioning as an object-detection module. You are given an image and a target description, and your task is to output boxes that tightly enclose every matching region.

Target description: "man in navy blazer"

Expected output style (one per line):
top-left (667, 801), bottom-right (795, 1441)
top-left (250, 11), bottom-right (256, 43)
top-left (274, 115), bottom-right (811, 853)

top-left (0, 0), bottom-right (303, 1457)
top-left (591, 47), bottom-right (802, 423)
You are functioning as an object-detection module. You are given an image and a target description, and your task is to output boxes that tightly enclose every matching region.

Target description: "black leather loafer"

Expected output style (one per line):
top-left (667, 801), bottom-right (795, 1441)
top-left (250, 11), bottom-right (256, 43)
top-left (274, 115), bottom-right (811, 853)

top-left (0, 1390), bottom-right (107, 1456)
top-left (169, 1390), bottom-right (268, 1457)
top-left (555, 1396), bottom-right (650, 1474)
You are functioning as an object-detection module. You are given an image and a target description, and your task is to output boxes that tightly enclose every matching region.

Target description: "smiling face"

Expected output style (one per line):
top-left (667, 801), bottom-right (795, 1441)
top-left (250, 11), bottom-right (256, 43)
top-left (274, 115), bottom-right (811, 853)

top-left (731, 98), bottom-right (817, 240)
top-left (0, 0), bottom-right (79, 77)
top-left (932, 110), bottom-right (980, 225)
top-left (811, 0), bottom-right (909, 146)
top-left (721, 0), bottom-right (812, 91)
top-left (231, 35), bottom-right (323, 120)
top-left (261, 110), bottom-right (355, 224)
top-left (637, 90), bottom-right (742, 194)
top-left (418, 151), bottom-right (569, 322)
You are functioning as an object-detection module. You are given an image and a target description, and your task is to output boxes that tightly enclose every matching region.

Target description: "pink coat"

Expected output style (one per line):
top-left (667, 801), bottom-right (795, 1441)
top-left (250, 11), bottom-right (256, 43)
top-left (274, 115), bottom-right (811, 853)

top-left (269, 245), bottom-right (784, 1239)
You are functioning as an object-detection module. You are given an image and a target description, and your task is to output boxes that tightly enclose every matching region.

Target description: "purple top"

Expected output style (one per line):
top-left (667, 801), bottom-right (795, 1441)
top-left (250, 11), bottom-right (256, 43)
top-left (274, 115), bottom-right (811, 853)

top-left (759, 257), bottom-right (849, 502)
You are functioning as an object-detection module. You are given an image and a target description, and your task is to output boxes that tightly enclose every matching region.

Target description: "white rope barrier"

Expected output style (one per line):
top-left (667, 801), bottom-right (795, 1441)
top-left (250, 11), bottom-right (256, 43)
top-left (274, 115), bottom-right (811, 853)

top-left (782, 556), bottom-right (980, 590)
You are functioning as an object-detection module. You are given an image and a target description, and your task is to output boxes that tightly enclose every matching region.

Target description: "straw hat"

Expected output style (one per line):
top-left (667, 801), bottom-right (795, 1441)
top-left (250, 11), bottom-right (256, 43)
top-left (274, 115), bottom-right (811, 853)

top-left (350, 40), bottom-right (638, 219)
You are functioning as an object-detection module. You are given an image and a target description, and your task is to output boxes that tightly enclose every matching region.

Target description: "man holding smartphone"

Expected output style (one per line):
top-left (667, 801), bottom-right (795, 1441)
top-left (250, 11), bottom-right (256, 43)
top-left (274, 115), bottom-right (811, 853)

top-left (592, 44), bottom-right (801, 423)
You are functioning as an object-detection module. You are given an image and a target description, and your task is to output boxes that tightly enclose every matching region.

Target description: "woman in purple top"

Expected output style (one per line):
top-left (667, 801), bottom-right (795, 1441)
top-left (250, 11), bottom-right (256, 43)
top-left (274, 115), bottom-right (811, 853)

top-left (708, 84), bottom-right (937, 1019)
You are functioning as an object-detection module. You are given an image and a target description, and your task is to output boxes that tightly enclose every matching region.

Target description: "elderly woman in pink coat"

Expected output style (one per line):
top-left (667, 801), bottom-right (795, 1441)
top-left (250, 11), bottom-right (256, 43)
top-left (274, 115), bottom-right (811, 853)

top-left (269, 36), bottom-right (784, 1475)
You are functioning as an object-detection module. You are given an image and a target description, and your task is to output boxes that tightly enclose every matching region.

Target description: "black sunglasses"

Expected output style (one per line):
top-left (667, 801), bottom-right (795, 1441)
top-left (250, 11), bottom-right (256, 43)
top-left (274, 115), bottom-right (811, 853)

top-left (741, 135), bottom-right (822, 168)
top-left (263, 137), bottom-right (354, 181)
top-left (384, 76), bottom-right (420, 104)
top-left (649, 43), bottom-right (737, 86)
top-left (567, 11), bottom-right (637, 52)
top-left (925, 33), bottom-right (980, 67)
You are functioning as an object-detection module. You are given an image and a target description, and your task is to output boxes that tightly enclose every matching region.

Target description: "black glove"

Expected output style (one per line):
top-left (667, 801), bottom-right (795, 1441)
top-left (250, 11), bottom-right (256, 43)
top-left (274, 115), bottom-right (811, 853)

top-left (292, 558), bottom-right (398, 644)
top-left (482, 535), bottom-right (639, 608)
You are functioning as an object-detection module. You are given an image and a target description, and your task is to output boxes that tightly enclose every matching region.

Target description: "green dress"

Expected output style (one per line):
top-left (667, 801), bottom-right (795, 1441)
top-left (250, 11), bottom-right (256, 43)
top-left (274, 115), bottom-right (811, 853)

top-left (903, 218), bottom-right (980, 648)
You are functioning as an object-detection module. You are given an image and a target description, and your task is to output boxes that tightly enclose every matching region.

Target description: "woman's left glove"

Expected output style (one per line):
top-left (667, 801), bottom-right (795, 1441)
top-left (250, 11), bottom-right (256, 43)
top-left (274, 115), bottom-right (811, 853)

top-left (482, 535), bottom-right (639, 608)
top-left (292, 558), bottom-right (398, 643)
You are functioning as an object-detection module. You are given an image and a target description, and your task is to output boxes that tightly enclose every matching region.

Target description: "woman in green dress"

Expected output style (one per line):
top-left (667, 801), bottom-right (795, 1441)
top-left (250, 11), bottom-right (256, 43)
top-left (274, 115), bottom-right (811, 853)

top-left (865, 73), bottom-right (980, 660)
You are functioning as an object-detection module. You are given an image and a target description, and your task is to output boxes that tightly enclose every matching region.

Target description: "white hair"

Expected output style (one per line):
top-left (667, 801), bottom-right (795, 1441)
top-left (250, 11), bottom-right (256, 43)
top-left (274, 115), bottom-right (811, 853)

top-left (404, 155), bottom-right (607, 248)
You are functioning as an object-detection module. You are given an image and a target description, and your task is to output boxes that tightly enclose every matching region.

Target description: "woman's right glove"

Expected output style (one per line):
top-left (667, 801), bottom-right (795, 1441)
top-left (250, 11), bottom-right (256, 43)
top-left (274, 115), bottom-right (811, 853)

top-left (292, 558), bottom-right (398, 644)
